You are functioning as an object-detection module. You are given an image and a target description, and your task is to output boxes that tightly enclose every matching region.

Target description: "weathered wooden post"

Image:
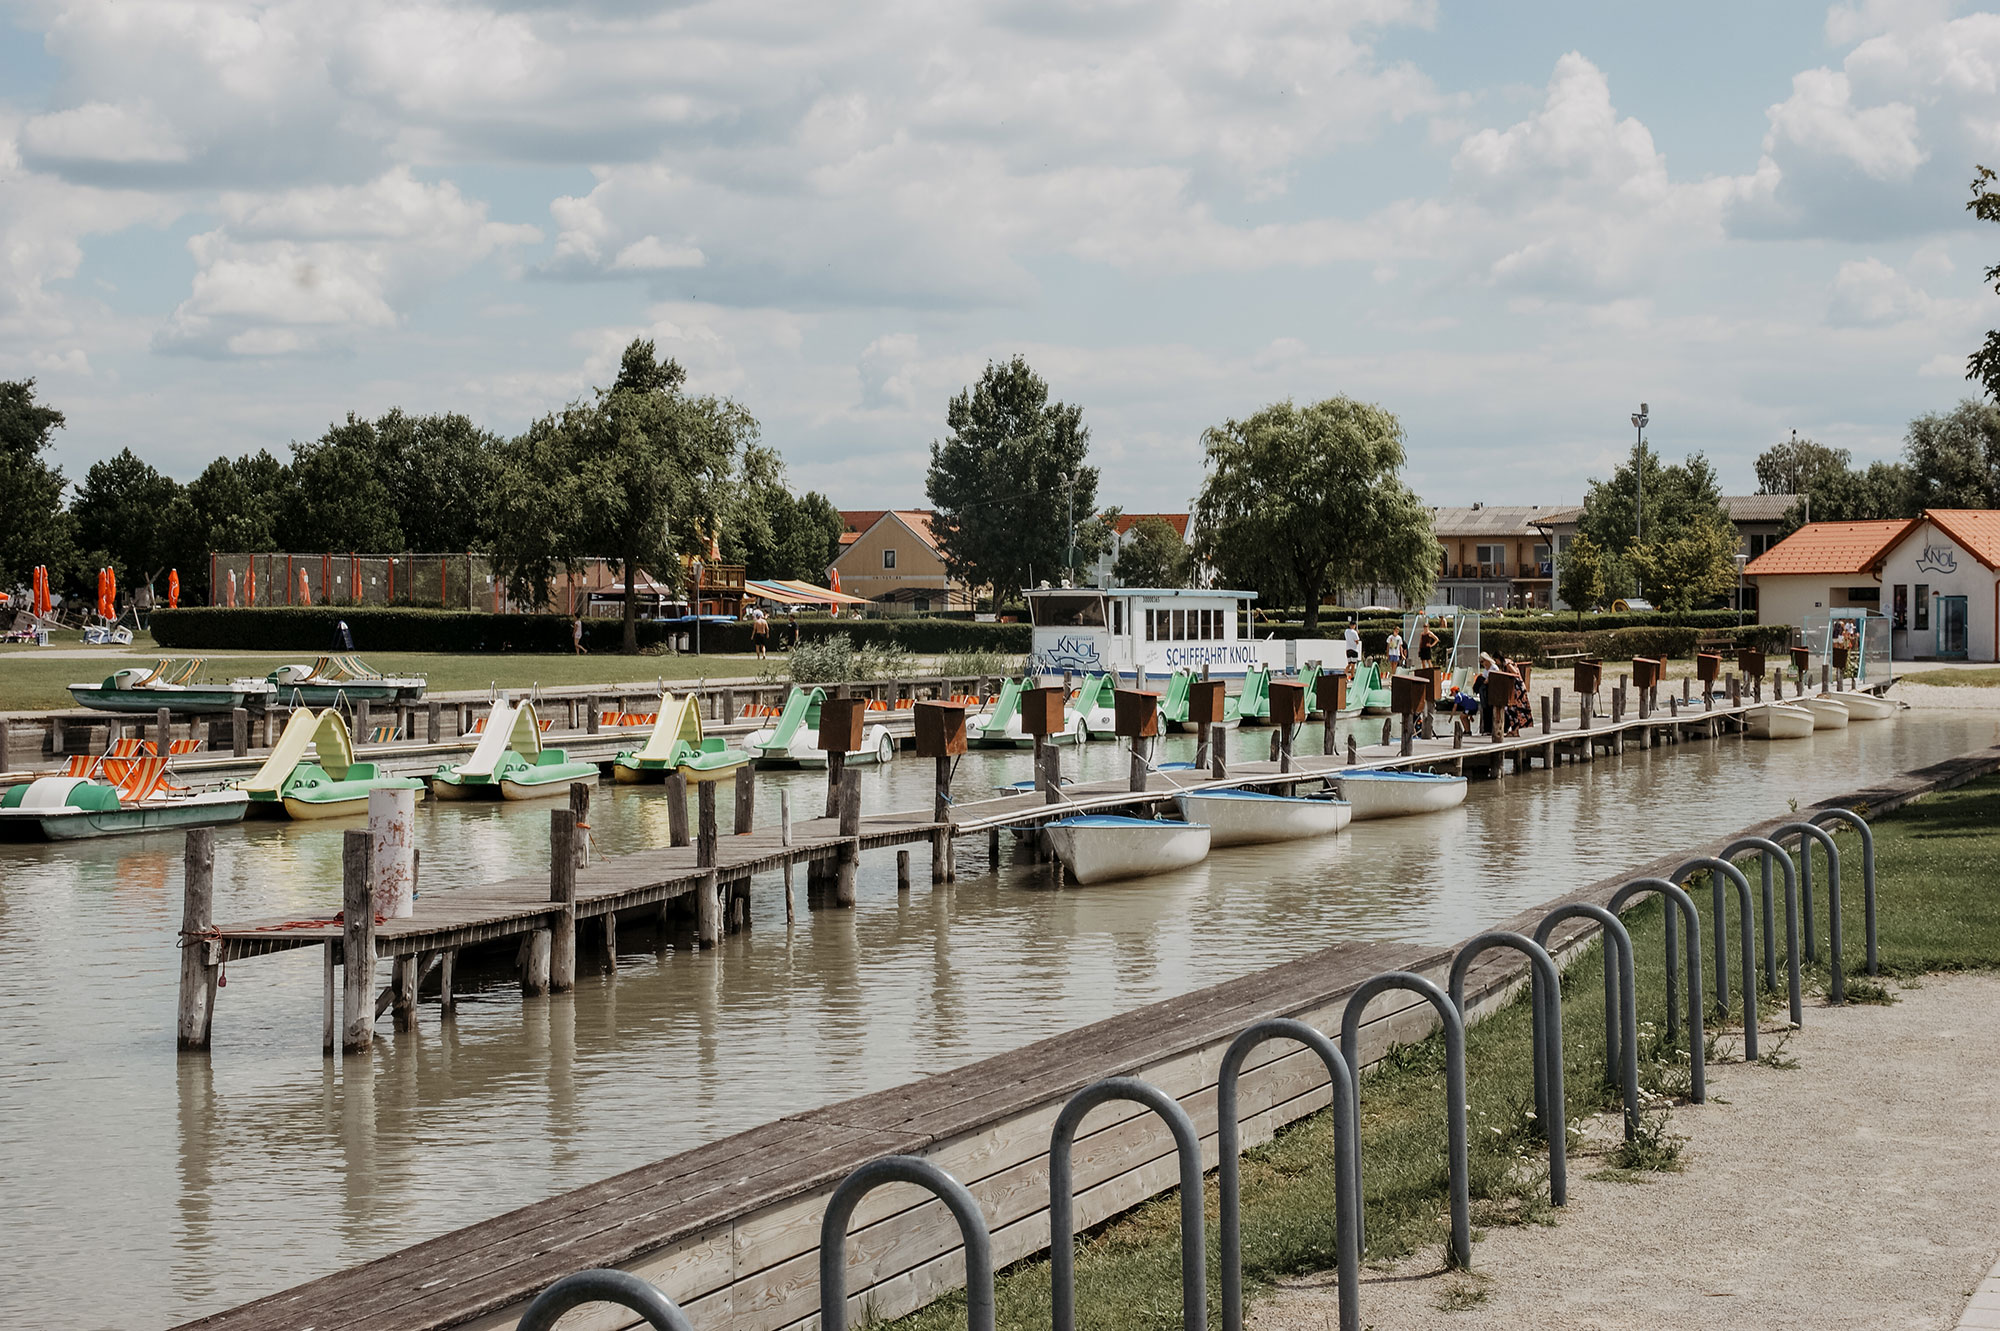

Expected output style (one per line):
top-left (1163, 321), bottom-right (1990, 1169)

top-left (1540, 694), bottom-right (1551, 735)
top-left (550, 809), bottom-right (578, 991)
top-left (1271, 680), bottom-right (1305, 772)
top-left (354, 698), bottom-right (371, 745)
top-left (914, 701), bottom-right (970, 885)
top-left (733, 766), bottom-right (755, 834)
top-left (835, 768), bottom-right (863, 907)
top-left (1348, 733), bottom-right (1359, 764)
top-left (780, 788), bottom-right (795, 922)
top-left (176, 828), bottom-right (219, 1050)
top-left (697, 779), bottom-right (719, 868)
top-left (1190, 678), bottom-right (1227, 778)
top-left (819, 695), bottom-right (865, 818)
top-left (1314, 670), bottom-right (1346, 757)
top-left (426, 700), bottom-right (441, 744)
top-left (897, 850), bottom-right (911, 891)
top-left (342, 829), bottom-right (378, 1046)
top-left (1388, 672), bottom-right (1425, 759)
top-left (667, 771), bottom-right (690, 847)
top-left (1115, 688), bottom-right (1160, 793)
top-left (231, 707), bottom-right (249, 758)
top-left (1021, 683), bottom-right (1065, 805)
top-left (696, 869), bottom-right (721, 947)
top-left (568, 782), bottom-right (590, 867)
top-left (586, 696), bottom-right (600, 735)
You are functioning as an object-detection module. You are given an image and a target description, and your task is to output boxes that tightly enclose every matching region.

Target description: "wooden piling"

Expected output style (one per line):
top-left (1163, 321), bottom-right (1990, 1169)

top-left (836, 771), bottom-right (862, 907)
top-left (569, 782), bottom-right (591, 868)
top-left (989, 826), bottom-right (1002, 870)
top-left (825, 750), bottom-right (846, 818)
top-left (697, 781), bottom-right (719, 868)
top-left (1553, 686), bottom-right (1563, 723)
top-left (780, 789), bottom-right (795, 924)
top-left (392, 957), bottom-right (418, 1031)
top-left (1212, 724), bottom-right (1227, 778)
top-left (667, 772), bottom-right (690, 847)
top-left (734, 766), bottom-right (755, 834)
top-left (550, 810), bottom-right (578, 992)
top-left (1196, 722), bottom-right (1212, 770)
top-left (1129, 734), bottom-right (1149, 792)
top-left (231, 707), bottom-right (248, 758)
top-left (586, 697), bottom-right (600, 734)
top-left (440, 950), bottom-right (456, 1018)
top-left (1347, 734), bottom-right (1358, 764)
top-left (602, 911), bottom-right (619, 969)
top-left (342, 830), bottom-right (375, 1049)
top-left (1540, 695), bottom-right (1551, 735)
top-left (897, 850), bottom-right (911, 892)
top-left (154, 705), bottom-right (171, 757)
top-left (322, 943), bottom-right (336, 1054)
top-left (934, 755), bottom-right (952, 824)
top-left (176, 828), bottom-right (218, 1050)
top-left (427, 701), bottom-right (442, 744)
top-left (1033, 734), bottom-right (1053, 803)
top-left (524, 929), bottom-right (552, 992)
top-left (354, 699), bottom-right (371, 745)
top-left (932, 826), bottom-right (952, 885)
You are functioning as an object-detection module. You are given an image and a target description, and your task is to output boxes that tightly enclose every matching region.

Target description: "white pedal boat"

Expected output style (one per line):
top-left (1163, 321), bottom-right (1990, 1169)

top-left (1041, 815), bottom-right (1211, 884)
top-left (1835, 691), bottom-right (1897, 721)
top-left (1337, 770), bottom-right (1468, 820)
top-left (1172, 788), bottom-right (1350, 847)
top-left (1745, 702), bottom-right (1816, 740)
top-left (1801, 695), bottom-right (1850, 730)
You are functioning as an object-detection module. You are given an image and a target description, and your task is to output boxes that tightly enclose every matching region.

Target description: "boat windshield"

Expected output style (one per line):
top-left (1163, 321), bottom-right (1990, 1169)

top-left (1030, 593), bottom-right (1106, 627)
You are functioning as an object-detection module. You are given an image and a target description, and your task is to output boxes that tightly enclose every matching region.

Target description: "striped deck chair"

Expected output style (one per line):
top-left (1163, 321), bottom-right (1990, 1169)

top-left (466, 717), bottom-right (488, 735)
top-left (108, 737), bottom-right (149, 759)
top-left (103, 755), bottom-right (171, 804)
top-left (537, 718), bottom-right (553, 734)
top-left (167, 738), bottom-right (202, 756)
top-left (600, 711), bottom-right (623, 729)
top-left (61, 754), bottom-right (100, 778)
top-left (368, 723), bottom-right (400, 745)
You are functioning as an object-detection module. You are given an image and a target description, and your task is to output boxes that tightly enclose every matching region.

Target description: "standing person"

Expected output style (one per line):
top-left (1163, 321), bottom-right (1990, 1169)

top-left (572, 615), bottom-right (587, 655)
top-left (1386, 627), bottom-right (1404, 669)
top-left (786, 611), bottom-right (802, 651)
top-left (1343, 617), bottom-right (1362, 667)
top-left (750, 606), bottom-right (770, 660)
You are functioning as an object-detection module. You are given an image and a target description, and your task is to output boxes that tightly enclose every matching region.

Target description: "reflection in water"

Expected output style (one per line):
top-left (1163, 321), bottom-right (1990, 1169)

top-left (0, 713), bottom-right (1993, 1328)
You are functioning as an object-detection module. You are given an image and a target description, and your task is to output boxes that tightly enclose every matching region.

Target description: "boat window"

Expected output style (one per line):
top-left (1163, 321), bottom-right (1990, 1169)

top-left (1112, 599), bottom-right (1122, 635)
top-left (1030, 593), bottom-right (1106, 627)
top-left (1171, 608), bottom-right (1184, 640)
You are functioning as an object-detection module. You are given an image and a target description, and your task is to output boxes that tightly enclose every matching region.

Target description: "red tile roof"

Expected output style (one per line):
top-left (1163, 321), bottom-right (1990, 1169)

top-left (1113, 513), bottom-right (1190, 537)
top-left (1923, 509), bottom-right (2000, 571)
top-left (839, 510), bottom-right (886, 534)
top-left (1743, 519), bottom-right (1917, 576)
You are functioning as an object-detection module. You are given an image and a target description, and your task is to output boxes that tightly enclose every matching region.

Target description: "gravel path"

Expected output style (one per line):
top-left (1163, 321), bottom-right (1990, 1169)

top-left (1254, 972), bottom-right (2000, 1331)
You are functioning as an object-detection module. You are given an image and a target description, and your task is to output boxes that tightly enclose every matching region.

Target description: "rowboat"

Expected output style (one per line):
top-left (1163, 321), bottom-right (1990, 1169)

top-left (1801, 695), bottom-right (1851, 730)
top-left (1338, 769), bottom-right (1468, 820)
top-left (431, 699), bottom-right (599, 800)
top-left (1041, 815), bottom-right (1211, 884)
top-left (742, 687), bottom-right (897, 768)
top-left (1172, 788), bottom-right (1350, 846)
top-left (0, 766), bottom-right (248, 841)
top-left (267, 655), bottom-right (426, 706)
top-left (68, 659), bottom-right (276, 714)
top-left (1835, 691), bottom-right (1898, 721)
top-left (614, 692), bottom-right (751, 784)
top-left (968, 678), bottom-right (1085, 748)
top-left (241, 707), bottom-right (425, 819)
top-left (1745, 702), bottom-right (1816, 739)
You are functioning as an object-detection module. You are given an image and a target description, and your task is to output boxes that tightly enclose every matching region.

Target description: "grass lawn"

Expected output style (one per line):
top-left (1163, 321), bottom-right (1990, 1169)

top-left (1898, 667), bottom-right (2000, 688)
top-left (891, 775), bottom-right (2000, 1331)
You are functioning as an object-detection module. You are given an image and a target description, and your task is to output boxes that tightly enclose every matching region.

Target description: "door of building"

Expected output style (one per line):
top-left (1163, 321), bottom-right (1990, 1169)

top-left (1938, 595), bottom-right (1969, 659)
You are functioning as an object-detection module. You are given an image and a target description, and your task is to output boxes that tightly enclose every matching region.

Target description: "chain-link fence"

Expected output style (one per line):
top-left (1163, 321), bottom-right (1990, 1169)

top-left (207, 554), bottom-right (684, 615)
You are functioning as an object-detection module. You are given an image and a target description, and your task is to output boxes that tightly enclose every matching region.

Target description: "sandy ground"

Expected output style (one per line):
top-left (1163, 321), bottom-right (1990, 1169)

top-left (1891, 682), bottom-right (2000, 711)
top-left (1254, 971), bottom-right (2000, 1331)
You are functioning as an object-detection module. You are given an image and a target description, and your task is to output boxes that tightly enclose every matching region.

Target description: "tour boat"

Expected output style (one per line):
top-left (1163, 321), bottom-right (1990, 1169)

top-left (0, 762), bottom-right (248, 841)
top-left (967, 677), bottom-right (1085, 749)
top-left (267, 655), bottom-right (426, 706)
top-left (1745, 702), bottom-right (1816, 740)
top-left (430, 699), bottom-right (599, 800)
top-left (614, 692), bottom-right (752, 784)
top-left (1801, 695), bottom-right (1851, 730)
top-left (1337, 769), bottom-right (1468, 820)
top-left (743, 687), bottom-right (896, 768)
top-left (1835, 691), bottom-right (1898, 721)
top-left (1041, 814), bottom-right (1211, 884)
top-left (242, 707), bottom-right (425, 819)
top-left (1172, 788), bottom-right (1350, 846)
top-left (68, 659), bottom-right (276, 714)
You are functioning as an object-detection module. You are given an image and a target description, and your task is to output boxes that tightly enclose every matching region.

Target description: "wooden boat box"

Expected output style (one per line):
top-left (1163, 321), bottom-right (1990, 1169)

top-left (1485, 671), bottom-right (1519, 710)
top-left (1312, 671), bottom-right (1347, 716)
top-left (1631, 657), bottom-right (1663, 690)
top-left (1789, 646), bottom-right (1812, 673)
top-left (1572, 659), bottom-right (1602, 694)
top-left (1020, 685), bottom-right (1067, 736)
top-left (1390, 672), bottom-right (1433, 716)
top-left (1187, 679), bottom-right (1228, 725)
top-left (1269, 681), bottom-right (1306, 728)
top-left (1831, 645), bottom-right (1850, 674)
top-left (913, 701), bottom-right (971, 757)
top-left (816, 697), bottom-right (867, 753)
top-left (1737, 648), bottom-right (1766, 677)
top-left (1113, 689), bottom-right (1160, 738)
top-left (1695, 652), bottom-right (1722, 684)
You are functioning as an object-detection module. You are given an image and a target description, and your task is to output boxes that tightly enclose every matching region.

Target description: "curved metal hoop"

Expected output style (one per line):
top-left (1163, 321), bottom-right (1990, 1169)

top-left (821, 1157), bottom-right (995, 1331)
top-left (1810, 808), bottom-right (1876, 976)
top-left (1217, 1020), bottom-right (1359, 1331)
top-left (1534, 904), bottom-right (1640, 1139)
top-left (1049, 1078), bottom-right (1204, 1331)
top-left (1774, 821), bottom-right (1845, 1002)
top-left (1448, 932), bottom-right (1566, 1204)
top-left (1340, 971), bottom-right (1471, 1268)
top-left (1606, 878), bottom-right (1706, 1104)
top-left (1671, 858), bottom-right (1759, 1061)
top-left (1717, 835), bottom-right (1803, 1025)
top-left (517, 1269), bottom-right (696, 1331)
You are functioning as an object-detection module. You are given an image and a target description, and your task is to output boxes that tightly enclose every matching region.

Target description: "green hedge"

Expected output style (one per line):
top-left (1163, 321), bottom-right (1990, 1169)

top-left (1342, 623), bottom-right (1787, 659)
top-left (1258, 608), bottom-right (1768, 639)
top-left (150, 607), bottom-right (1030, 655)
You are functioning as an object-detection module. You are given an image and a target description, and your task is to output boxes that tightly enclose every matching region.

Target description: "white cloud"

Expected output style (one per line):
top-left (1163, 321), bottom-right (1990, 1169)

top-left (20, 101), bottom-right (189, 164)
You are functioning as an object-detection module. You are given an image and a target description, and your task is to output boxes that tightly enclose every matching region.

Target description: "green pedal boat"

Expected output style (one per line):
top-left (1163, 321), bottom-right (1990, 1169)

top-left (431, 699), bottom-right (599, 800)
top-left (614, 692), bottom-right (751, 784)
top-left (241, 707), bottom-right (425, 819)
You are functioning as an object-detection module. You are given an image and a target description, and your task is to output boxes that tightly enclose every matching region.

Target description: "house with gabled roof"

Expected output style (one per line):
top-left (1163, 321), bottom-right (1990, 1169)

top-left (829, 510), bottom-right (977, 612)
top-left (1746, 509), bottom-right (2000, 660)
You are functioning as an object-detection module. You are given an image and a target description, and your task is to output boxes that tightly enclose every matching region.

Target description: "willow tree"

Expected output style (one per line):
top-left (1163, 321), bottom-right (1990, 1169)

top-left (1192, 397), bottom-right (1435, 631)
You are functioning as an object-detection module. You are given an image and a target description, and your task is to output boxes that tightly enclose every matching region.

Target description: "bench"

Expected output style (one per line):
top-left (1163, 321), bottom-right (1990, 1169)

top-left (1538, 639), bottom-right (1588, 666)
top-left (1696, 636), bottom-right (1737, 659)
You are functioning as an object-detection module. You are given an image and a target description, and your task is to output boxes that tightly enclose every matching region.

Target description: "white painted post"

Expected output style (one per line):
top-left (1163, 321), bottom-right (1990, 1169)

top-left (368, 786), bottom-right (418, 919)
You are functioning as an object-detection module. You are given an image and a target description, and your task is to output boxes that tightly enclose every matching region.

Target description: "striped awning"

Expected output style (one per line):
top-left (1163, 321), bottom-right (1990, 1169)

top-left (746, 579), bottom-right (869, 606)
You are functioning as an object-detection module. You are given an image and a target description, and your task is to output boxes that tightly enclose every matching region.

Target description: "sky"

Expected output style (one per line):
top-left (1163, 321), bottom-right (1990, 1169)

top-left (4, 0), bottom-right (2000, 513)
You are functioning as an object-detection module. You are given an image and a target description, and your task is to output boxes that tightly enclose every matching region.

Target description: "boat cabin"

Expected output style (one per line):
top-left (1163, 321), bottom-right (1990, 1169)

top-left (1026, 587), bottom-right (1264, 680)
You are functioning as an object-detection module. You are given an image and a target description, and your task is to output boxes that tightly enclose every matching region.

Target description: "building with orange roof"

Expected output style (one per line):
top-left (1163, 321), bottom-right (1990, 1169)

top-left (1746, 509), bottom-right (2000, 660)
top-left (828, 510), bottom-right (976, 612)
top-left (1088, 513), bottom-right (1203, 588)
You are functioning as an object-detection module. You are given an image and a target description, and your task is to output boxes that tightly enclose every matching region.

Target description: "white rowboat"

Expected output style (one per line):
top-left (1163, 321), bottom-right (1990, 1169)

top-left (1172, 789), bottom-right (1350, 846)
top-left (1745, 702), bottom-right (1816, 739)
top-left (1338, 770), bottom-right (1468, 820)
top-left (1041, 815), bottom-right (1211, 884)
top-left (1802, 695), bottom-right (1851, 730)
top-left (1836, 691), bottom-right (1898, 721)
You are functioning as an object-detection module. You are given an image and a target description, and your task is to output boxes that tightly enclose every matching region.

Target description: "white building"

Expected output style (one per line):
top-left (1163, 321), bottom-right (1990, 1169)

top-left (1745, 510), bottom-right (2000, 661)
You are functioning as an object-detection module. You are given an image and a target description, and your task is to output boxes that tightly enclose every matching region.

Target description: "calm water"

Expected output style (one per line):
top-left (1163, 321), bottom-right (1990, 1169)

top-left (2, 712), bottom-right (1994, 1328)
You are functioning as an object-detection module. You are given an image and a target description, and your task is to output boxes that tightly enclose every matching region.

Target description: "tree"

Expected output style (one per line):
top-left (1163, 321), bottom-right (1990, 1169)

top-left (1577, 449), bottom-right (1737, 612)
top-left (1556, 530), bottom-right (1607, 618)
top-left (283, 429), bottom-right (405, 552)
top-left (0, 378), bottom-right (75, 591)
top-left (1191, 396), bottom-right (1435, 632)
top-left (925, 356), bottom-right (1097, 603)
top-left (1965, 166), bottom-right (2000, 401)
top-left (1112, 516), bottom-right (1192, 588)
top-left (71, 449), bottom-right (185, 592)
top-left (1907, 400), bottom-right (2000, 510)
top-left (719, 445), bottom-right (842, 581)
top-left (1754, 435), bottom-right (1852, 498)
top-left (155, 451), bottom-right (289, 600)
top-left (1629, 522), bottom-right (1739, 613)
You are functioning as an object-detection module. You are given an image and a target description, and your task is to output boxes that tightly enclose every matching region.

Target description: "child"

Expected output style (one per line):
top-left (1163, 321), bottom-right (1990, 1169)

top-left (1386, 628), bottom-right (1404, 668)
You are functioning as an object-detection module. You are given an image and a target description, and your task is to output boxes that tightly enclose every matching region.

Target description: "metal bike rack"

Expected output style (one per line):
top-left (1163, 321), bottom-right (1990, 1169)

top-left (821, 1156), bottom-right (995, 1331)
top-left (1217, 1020), bottom-right (1360, 1331)
top-left (1533, 904), bottom-right (1640, 1140)
top-left (1774, 821), bottom-right (1846, 1002)
top-left (1339, 971), bottom-right (1471, 1268)
top-left (1448, 932), bottom-right (1567, 1205)
top-left (1050, 1078), bottom-right (1205, 1331)
top-left (1605, 878), bottom-right (1706, 1104)
top-left (1717, 835), bottom-right (1802, 1018)
top-left (1810, 808), bottom-right (1877, 976)
top-left (1671, 857), bottom-right (1759, 1062)
top-left (517, 1269), bottom-right (696, 1331)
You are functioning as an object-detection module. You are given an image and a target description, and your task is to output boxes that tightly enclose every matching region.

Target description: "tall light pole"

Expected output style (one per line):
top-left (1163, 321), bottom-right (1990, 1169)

top-left (1630, 402), bottom-right (1649, 602)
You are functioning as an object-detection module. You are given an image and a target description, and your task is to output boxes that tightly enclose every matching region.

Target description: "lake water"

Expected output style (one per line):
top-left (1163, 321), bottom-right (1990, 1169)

top-left (2, 710), bottom-right (1994, 1328)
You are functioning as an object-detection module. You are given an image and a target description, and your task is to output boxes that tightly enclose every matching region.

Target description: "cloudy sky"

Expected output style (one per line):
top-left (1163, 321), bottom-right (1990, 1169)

top-left (4, 0), bottom-right (1999, 511)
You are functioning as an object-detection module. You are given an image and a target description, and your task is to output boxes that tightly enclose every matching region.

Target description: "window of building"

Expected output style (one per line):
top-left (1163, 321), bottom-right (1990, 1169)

top-left (1475, 544), bottom-right (1505, 574)
top-left (1893, 584), bottom-right (1907, 630)
top-left (883, 548), bottom-right (897, 569)
top-left (1748, 533), bottom-right (1777, 558)
top-left (1915, 584), bottom-right (1930, 630)
top-left (1532, 543), bottom-right (1550, 565)
top-left (1843, 586), bottom-right (1880, 604)
top-left (914, 597), bottom-right (930, 613)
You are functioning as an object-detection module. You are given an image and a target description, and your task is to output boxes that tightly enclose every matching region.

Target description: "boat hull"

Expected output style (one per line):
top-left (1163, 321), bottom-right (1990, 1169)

top-left (1837, 692), bottom-right (1897, 721)
top-left (268, 683), bottom-right (402, 707)
top-left (1042, 816), bottom-right (1211, 884)
top-left (613, 754), bottom-right (751, 784)
top-left (0, 794), bottom-right (249, 841)
top-left (1802, 696), bottom-right (1850, 729)
top-left (1339, 771), bottom-right (1468, 820)
top-left (499, 765), bottom-right (601, 800)
top-left (1173, 790), bottom-right (1350, 846)
top-left (1745, 703), bottom-right (1816, 739)
top-left (67, 686), bottom-right (254, 714)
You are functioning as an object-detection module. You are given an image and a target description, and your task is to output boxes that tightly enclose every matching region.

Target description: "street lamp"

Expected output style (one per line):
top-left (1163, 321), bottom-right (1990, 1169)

top-left (1735, 552), bottom-right (1749, 628)
top-left (1631, 402), bottom-right (1648, 601)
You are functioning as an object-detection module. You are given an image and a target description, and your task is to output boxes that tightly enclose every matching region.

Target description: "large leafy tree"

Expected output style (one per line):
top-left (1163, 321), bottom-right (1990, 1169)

top-left (1966, 166), bottom-right (2000, 401)
top-left (1192, 396), bottom-right (1435, 632)
top-left (156, 451), bottom-right (290, 600)
top-left (722, 445), bottom-right (843, 581)
top-left (1113, 516), bottom-right (1192, 588)
top-left (926, 356), bottom-right (1096, 603)
top-left (283, 428), bottom-right (405, 551)
top-left (285, 409), bottom-right (500, 552)
top-left (71, 448), bottom-right (185, 591)
top-left (1556, 530), bottom-right (1607, 618)
top-left (1754, 433), bottom-right (1916, 533)
top-left (0, 378), bottom-right (76, 592)
top-left (1577, 449), bottom-right (1737, 612)
top-left (1907, 400), bottom-right (2000, 510)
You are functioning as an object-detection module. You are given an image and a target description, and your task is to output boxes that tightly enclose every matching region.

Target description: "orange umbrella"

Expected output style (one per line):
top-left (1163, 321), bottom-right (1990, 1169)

top-left (298, 567), bottom-right (311, 605)
top-left (828, 567), bottom-right (842, 617)
top-left (168, 570), bottom-right (180, 610)
top-left (246, 561), bottom-right (255, 607)
top-left (226, 568), bottom-right (237, 607)
top-left (105, 566), bottom-right (116, 620)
